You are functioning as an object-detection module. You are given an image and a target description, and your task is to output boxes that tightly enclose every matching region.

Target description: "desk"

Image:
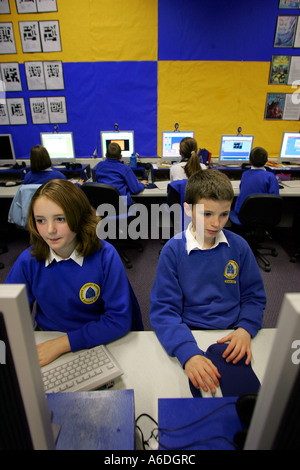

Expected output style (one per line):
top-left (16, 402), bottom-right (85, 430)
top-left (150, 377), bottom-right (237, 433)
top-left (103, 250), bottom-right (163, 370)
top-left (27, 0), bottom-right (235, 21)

top-left (35, 329), bottom-right (276, 447)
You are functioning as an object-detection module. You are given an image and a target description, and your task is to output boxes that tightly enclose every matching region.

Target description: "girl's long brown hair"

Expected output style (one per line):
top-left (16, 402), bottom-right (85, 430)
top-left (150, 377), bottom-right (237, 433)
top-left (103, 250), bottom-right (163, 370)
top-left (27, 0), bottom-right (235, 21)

top-left (27, 179), bottom-right (101, 261)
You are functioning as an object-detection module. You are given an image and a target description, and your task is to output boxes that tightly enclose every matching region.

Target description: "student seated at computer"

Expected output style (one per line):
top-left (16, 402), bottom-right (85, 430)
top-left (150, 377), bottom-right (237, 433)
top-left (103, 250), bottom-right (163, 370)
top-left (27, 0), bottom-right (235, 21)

top-left (231, 146), bottom-right (280, 222)
top-left (170, 137), bottom-right (207, 182)
top-left (23, 145), bottom-right (68, 185)
top-left (5, 179), bottom-right (142, 366)
top-left (94, 142), bottom-right (148, 206)
top-left (150, 169), bottom-right (266, 395)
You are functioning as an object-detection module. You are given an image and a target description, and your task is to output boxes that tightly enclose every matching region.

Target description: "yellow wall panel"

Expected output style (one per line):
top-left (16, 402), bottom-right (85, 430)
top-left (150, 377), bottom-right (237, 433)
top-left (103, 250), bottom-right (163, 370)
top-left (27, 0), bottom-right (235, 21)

top-left (158, 61), bottom-right (300, 159)
top-left (1, 0), bottom-right (157, 63)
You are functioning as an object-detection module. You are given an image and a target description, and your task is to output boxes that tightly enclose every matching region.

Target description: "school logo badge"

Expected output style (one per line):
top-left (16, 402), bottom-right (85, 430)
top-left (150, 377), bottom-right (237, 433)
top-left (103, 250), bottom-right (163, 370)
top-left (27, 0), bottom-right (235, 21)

top-left (224, 260), bottom-right (239, 283)
top-left (79, 283), bottom-right (101, 304)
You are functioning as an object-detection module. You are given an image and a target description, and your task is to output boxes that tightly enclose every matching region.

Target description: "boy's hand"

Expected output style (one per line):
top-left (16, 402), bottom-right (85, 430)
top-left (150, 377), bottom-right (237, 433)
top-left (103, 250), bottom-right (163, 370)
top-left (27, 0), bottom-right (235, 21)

top-left (36, 335), bottom-right (71, 367)
top-left (184, 354), bottom-right (221, 394)
top-left (217, 327), bottom-right (252, 365)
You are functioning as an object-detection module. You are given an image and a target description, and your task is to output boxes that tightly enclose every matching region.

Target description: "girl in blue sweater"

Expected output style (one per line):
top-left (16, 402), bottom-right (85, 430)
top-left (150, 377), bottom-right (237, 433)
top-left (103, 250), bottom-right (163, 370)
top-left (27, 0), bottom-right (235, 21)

top-left (150, 169), bottom-right (266, 395)
top-left (23, 145), bottom-right (68, 185)
top-left (5, 179), bottom-right (142, 366)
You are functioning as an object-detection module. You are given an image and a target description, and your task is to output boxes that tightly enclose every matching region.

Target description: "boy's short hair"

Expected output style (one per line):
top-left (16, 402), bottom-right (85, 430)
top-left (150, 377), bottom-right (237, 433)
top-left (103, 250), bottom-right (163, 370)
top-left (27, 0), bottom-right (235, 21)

top-left (249, 147), bottom-right (268, 167)
top-left (106, 142), bottom-right (122, 159)
top-left (185, 169), bottom-right (234, 205)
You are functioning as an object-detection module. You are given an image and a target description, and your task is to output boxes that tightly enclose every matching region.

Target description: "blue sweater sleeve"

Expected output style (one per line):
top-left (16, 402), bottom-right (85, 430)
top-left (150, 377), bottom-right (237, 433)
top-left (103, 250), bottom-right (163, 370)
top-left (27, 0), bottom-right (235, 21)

top-left (149, 241), bottom-right (204, 367)
top-left (123, 166), bottom-right (145, 195)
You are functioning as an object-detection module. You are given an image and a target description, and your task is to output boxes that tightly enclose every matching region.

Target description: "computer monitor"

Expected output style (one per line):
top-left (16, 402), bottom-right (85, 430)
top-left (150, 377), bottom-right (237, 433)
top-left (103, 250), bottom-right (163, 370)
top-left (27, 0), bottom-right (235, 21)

top-left (0, 134), bottom-right (16, 166)
top-left (244, 292), bottom-right (300, 450)
top-left (0, 284), bottom-right (55, 450)
top-left (161, 131), bottom-right (195, 160)
top-left (218, 135), bottom-right (254, 166)
top-left (279, 132), bottom-right (300, 164)
top-left (100, 130), bottom-right (134, 158)
top-left (40, 132), bottom-right (75, 165)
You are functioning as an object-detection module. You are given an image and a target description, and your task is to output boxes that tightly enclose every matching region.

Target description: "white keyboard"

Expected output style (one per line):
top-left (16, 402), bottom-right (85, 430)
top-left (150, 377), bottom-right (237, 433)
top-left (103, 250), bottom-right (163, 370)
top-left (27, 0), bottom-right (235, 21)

top-left (41, 344), bottom-right (123, 393)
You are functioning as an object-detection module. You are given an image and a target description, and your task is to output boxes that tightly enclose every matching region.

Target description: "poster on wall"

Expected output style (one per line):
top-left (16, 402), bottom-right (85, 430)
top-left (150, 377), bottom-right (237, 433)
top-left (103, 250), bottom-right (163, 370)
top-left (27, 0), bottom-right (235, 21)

top-left (39, 21), bottom-right (61, 53)
top-left (7, 97), bottom-right (27, 125)
top-left (0, 62), bottom-right (22, 91)
top-left (282, 93), bottom-right (300, 119)
top-left (0, 100), bottom-right (9, 125)
top-left (25, 61), bottom-right (45, 90)
top-left (269, 55), bottom-right (291, 84)
top-left (264, 92), bottom-right (300, 120)
top-left (264, 93), bottom-right (285, 119)
top-left (29, 97), bottom-right (50, 124)
top-left (16, 0), bottom-right (38, 13)
top-left (0, 1), bottom-right (10, 14)
top-left (48, 96), bottom-right (67, 123)
top-left (44, 61), bottom-right (64, 89)
top-left (279, 0), bottom-right (300, 8)
top-left (274, 16), bottom-right (298, 47)
top-left (19, 21), bottom-right (42, 53)
top-left (0, 23), bottom-right (16, 54)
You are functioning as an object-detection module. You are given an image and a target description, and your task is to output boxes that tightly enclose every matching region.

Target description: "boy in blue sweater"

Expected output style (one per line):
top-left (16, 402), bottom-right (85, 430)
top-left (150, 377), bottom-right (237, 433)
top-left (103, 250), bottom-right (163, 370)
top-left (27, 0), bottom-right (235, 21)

top-left (150, 169), bottom-right (266, 395)
top-left (231, 146), bottom-right (279, 222)
top-left (94, 142), bottom-right (148, 206)
top-left (5, 179), bottom-right (142, 366)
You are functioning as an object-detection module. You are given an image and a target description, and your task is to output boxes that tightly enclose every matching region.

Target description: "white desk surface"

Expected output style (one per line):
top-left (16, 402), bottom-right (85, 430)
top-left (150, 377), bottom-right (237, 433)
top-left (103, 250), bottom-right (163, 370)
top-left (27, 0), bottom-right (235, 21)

top-left (35, 328), bottom-right (276, 436)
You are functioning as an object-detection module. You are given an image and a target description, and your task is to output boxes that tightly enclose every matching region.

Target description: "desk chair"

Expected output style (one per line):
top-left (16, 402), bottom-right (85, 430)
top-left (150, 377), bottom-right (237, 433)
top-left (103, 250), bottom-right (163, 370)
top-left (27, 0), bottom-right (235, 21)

top-left (229, 194), bottom-right (283, 272)
top-left (81, 182), bottom-right (143, 269)
top-left (8, 184), bottom-right (41, 229)
top-left (166, 180), bottom-right (189, 235)
top-left (198, 148), bottom-right (212, 168)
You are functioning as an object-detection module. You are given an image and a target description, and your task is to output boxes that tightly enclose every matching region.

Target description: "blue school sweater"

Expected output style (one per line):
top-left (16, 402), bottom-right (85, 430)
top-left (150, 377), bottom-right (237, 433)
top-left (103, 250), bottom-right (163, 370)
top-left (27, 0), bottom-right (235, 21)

top-left (23, 168), bottom-right (67, 185)
top-left (234, 168), bottom-right (279, 215)
top-left (149, 229), bottom-right (266, 368)
top-left (5, 240), bottom-right (141, 351)
top-left (94, 158), bottom-right (145, 205)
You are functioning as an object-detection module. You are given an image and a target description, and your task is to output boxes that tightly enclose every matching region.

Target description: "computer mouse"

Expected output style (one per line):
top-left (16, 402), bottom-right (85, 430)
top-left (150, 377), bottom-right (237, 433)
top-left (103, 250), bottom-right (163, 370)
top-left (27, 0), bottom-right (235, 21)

top-left (5, 181), bottom-right (17, 187)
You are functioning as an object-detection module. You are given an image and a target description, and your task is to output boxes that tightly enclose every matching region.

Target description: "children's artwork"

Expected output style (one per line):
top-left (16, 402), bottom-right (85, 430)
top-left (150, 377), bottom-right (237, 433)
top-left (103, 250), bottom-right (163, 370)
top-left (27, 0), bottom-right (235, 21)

top-left (0, 0), bottom-right (10, 14)
top-left (16, 0), bottom-right (38, 14)
top-left (0, 100), bottom-right (9, 125)
top-left (269, 55), bottom-right (291, 84)
top-left (36, 0), bottom-right (57, 12)
top-left (44, 61), bottom-right (64, 89)
top-left (6, 97), bottom-right (27, 125)
top-left (265, 93), bottom-right (285, 120)
top-left (19, 21), bottom-right (42, 53)
top-left (0, 23), bottom-right (16, 54)
top-left (0, 62), bottom-right (22, 91)
top-left (47, 96), bottom-right (67, 123)
top-left (274, 16), bottom-right (297, 47)
top-left (25, 61), bottom-right (45, 90)
top-left (29, 97), bottom-right (50, 124)
top-left (39, 20), bottom-right (61, 52)
top-left (288, 56), bottom-right (300, 83)
top-left (282, 93), bottom-right (300, 120)
top-left (279, 0), bottom-right (300, 8)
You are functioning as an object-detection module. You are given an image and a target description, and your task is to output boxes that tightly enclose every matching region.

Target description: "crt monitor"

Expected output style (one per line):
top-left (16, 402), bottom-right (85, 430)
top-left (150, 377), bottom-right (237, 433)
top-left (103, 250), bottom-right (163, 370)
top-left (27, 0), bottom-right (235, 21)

top-left (244, 292), bottom-right (300, 450)
top-left (279, 132), bottom-right (300, 164)
top-left (0, 284), bottom-right (55, 450)
top-left (161, 131), bottom-right (195, 160)
top-left (100, 130), bottom-right (134, 158)
top-left (218, 135), bottom-right (254, 165)
top-left (0, 134), bottom-right (16, 166)
top-left (40, 132), bottom-right (75, 165)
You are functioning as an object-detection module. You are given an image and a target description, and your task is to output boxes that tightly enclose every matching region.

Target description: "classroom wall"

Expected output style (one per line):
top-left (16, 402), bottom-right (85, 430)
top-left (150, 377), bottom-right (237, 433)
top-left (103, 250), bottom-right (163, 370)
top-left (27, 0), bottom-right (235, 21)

top-left (1, 0), bottom-right (300, 160)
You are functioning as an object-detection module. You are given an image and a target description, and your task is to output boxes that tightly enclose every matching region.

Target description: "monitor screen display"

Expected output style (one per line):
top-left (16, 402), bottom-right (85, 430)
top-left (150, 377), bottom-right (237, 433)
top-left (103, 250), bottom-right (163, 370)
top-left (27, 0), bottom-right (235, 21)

top-left (279, 132), bottom-right (300, 163)
top-left (40, 132), bottom-right (75, 164)
top-left (100, 131), bottom-right (134, 158)
top-left (0, 134), bottom-right (16, 165)
top-left (161, 131), bottom-right (195, 159)
top-left (219, 135), bottom-right (254, 165)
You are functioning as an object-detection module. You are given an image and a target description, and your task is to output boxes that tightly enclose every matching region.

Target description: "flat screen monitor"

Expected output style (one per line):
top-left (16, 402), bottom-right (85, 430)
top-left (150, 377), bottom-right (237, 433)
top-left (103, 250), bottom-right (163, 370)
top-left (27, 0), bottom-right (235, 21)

top-left (40, 132), bottom-right (75, 165)
top-left (0, 284), bottom-right (55, 450)
top-left (100, 130), bottom-right (134, 158)
top-left (218, 135), bottom-right (254, 165)
top-left (279, 132), bottom-right (300, 164)
top-left (244, 292), bottom-right (300, 450)
top-left (0, 134), bottom-right (16, 166)
top-left (161, 131), bottom-right (195, 159)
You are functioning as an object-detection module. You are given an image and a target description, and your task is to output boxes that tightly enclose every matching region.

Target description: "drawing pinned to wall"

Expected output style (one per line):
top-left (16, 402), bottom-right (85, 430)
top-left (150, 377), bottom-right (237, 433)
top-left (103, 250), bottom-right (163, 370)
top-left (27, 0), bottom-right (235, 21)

top-left (6, 97), bottom-right (27, 125)
top-left (265, 92), bottom-right (300, 120)
top-left (279, 0), bottom-right (300, 8)
top-left (25, 61), bottom-right (45, 89)
top-left (16, 0), bottom-right (58, 13)
top-left (25, 60), bottom-right (64, 90)
top-left (0, 62), bottom-right (22, 91)
top-left (0, 100), bottom-right (9, 125)
top-left (265, 93), bottom-right (285, 119)
top-left (0, 23), bottom-right (16, 54)
top-left (39, 20), bottom-right (61, 52)
top-left (269, 55), bottom-right (291, 84)
top-left (29, 96), bottom-right (50, 124)
top-left (274, 16), bottom-right (298, 47)
top-left (48, 96), bottom-right (67, 123)
top-left (0, 0), bottom-right (10, 14)
top-left (19, 21), bottom-right (41, 53)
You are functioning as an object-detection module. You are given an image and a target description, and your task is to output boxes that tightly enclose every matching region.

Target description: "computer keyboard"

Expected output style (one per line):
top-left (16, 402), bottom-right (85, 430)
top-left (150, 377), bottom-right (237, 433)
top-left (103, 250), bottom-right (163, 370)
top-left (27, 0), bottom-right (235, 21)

top-left (41, 344), bottom-right (123, 393)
